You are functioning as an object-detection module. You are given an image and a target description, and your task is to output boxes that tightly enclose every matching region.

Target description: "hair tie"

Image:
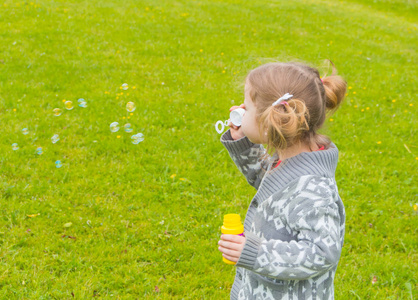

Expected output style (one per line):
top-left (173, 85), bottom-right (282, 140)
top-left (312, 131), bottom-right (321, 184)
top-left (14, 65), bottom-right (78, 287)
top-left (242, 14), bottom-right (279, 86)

top-left (320, 77), bottom-right (324, 83)
top-left (272, 93), bottom-right (293, 107)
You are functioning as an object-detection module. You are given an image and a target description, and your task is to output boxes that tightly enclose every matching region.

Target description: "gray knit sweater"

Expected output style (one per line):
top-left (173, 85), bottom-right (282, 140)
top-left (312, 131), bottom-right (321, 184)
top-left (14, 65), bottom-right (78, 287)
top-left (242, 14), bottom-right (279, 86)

top-left (221, 130), bottom-right (345, 300)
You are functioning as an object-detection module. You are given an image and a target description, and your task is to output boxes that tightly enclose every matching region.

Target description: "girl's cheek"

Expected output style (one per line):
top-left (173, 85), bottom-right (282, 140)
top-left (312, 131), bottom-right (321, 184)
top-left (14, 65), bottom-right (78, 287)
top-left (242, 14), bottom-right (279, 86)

top-left (241, 124), bottom-right (247, 135)
top-left (241, 115), bottom-right (247, 125)
top-left (241, 117), bottom-right (247, 130)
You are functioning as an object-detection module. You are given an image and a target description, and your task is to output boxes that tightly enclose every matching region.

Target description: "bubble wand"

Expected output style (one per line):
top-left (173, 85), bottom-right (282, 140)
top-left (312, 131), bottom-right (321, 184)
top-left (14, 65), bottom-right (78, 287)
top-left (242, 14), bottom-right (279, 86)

top-left (215, 108), bottom-right (245, 134)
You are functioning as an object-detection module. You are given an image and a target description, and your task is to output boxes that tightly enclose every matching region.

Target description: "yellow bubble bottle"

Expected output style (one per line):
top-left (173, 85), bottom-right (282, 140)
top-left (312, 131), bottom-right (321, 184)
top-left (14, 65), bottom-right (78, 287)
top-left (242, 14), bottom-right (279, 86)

top-left (221, 214), bottom-right (244, 265)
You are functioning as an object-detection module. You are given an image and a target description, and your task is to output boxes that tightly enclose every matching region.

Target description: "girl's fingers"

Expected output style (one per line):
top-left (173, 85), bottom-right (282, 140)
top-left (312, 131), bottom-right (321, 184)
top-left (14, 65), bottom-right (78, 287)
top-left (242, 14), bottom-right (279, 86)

top-left (229, 104), bottom-right (244, 112)
top-left (218, 241), bottom-right (239, 251)
top-left (221, 234), bottom-right (245, 243)
top-left (228, 122), bottom-right (238, 130)
top-left (218, 246), bottom-right (241, 259)
top-left (222, 253), bottom-right (239, 263)
top-left (218, 239), bottom-right (244, 251)
top-left (218, 235), bottom-right (245, 262)
top-left (227, 120), bottom-right (239, 130)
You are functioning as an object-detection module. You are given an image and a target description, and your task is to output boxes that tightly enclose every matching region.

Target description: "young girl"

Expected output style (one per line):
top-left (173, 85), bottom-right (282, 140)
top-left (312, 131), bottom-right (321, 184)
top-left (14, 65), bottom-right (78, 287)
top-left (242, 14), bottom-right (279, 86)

top-left (218, 61), bottom-right (347, 300)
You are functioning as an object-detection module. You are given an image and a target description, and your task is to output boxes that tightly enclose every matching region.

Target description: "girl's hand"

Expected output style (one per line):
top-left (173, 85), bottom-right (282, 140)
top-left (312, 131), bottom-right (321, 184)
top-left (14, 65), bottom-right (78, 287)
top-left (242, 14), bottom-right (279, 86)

top-left (228, 104), bottom-right (246, 140)
top-left (218, 234), bottom-right (246, 263)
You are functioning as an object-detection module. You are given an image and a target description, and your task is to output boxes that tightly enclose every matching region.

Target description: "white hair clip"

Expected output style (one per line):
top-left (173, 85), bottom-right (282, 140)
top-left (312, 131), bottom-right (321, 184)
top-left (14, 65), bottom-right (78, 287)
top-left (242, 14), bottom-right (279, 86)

top-left (272, 93), bottom-right (293, 107)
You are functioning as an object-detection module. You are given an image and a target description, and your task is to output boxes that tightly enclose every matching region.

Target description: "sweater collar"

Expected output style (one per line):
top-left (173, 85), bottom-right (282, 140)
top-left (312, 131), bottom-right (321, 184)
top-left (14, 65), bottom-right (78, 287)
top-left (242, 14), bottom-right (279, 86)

top-left (255, 143), bottom-right (339, 200)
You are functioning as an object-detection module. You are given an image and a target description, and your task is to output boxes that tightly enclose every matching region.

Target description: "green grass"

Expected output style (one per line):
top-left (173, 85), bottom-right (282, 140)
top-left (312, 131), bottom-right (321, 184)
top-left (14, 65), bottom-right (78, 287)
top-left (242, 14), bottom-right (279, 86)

top-left (0, 0), bottom-right (417, 298)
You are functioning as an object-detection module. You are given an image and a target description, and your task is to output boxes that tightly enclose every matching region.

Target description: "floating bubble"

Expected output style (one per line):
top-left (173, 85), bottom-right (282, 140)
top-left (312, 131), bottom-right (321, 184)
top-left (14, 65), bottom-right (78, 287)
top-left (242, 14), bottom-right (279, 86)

top-left (22, 128), bottom-right (29, 135)
top-left (126, 101), bottom-right (136, 112)
top-left (51, 134), bottom-right (60, 144)
top-left (36, 147), bottom-right (43, 155)
top-left (12, 143), bottom-right (19, 151)
top-left (65, 101), bottom-right (73, 110)
top-left (215, 120), bottom-right (229, 134)
top-left (131, 133), bottom-right (144, 144)
top-left (110, 122), bottom-right (120, 132)
top-left (78, 98), bottom-right (87, 108)
top-left (124, 123), bottom-right (133, 133)
top-left (53, 108), bottom-right (62, 116)
top-left (55, 160), bottom-right (62, 168)
top-left (122, 83), bottom-right (129, 90)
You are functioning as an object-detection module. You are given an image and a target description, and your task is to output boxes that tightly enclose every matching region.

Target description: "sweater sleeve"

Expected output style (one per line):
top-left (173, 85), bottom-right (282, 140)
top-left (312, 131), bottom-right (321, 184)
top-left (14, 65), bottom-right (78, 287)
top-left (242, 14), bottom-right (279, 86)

top-left (220, 129), bottom-right (270, 190)
top-left (236, 181), bottom-right (343, 280)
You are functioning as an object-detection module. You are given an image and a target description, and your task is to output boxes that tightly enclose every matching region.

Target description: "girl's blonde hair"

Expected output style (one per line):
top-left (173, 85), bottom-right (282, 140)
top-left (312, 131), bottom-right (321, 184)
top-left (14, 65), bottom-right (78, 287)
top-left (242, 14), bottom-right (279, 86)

top-left (246, 60), bottom-right (346, 157)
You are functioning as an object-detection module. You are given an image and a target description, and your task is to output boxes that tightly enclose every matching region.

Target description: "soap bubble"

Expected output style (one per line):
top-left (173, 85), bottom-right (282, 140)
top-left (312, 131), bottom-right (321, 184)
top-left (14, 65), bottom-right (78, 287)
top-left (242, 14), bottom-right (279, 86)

top-left (78, 98), bottom-right (87, 108)
top-left (12, 143), bottom-right (19, 151)
top-left (53, 108), bottom-right (62, 116)
top-left (215, 121), bottom-right (223, 134)
top-left (110, 122), bottom-right (120, 132)
top-left (51, 134), bottom-right (60, 144)
top-left (131, 133), bottom-right (144, 144)
top-left (22, 128), bottom-right (29, 135)
top-left (65, 101), bottom-right (73, 110)
top-left (124, 123), bottom-right (133, 133)
top-left (36, 147), bottom-right (43, 155)
top-left (126, 101), bottom-right (136, 112)
top-left (55, 160), bottom-right (62, 168)
top-left (122, 83), bottom-right (129, 90)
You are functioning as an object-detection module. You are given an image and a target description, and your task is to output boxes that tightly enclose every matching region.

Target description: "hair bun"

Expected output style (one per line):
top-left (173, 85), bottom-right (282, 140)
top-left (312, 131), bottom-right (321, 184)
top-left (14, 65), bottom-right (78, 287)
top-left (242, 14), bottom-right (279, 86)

top-left (321, 62), bottom-right (347, 112)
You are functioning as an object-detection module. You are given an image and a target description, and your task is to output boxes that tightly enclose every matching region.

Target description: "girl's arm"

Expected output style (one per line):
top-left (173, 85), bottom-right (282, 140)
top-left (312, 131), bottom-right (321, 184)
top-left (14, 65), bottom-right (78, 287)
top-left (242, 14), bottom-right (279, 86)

top-left (221, 129), bottom-right (270, 190)
top-left (236, 177), bottom-right (344, 280)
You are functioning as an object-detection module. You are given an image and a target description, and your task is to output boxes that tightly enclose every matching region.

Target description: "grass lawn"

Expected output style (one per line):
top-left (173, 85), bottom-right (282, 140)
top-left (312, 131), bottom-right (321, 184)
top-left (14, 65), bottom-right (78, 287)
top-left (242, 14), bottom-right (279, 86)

top-left (0, 0), bottom-right (416, 298)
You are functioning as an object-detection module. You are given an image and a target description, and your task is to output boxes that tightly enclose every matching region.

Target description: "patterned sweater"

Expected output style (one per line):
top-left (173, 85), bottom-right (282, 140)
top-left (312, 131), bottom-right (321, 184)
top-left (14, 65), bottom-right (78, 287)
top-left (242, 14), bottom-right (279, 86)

top-left (221, 130), bottom-right (345, 300)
